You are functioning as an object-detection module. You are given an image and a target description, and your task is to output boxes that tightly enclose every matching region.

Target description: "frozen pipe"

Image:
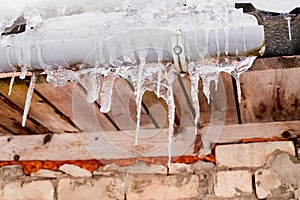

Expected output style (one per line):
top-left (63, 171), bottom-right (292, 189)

top-left (0, 26), bottom-right (264, 73)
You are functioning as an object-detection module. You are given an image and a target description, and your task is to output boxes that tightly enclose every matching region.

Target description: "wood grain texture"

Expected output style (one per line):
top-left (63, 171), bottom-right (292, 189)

top-left (183, 72), bottom-right (239, 127)
top-left (35, 81), bottom-right (117, 132)
top-left (0, 82), bottom-right (77, 133)
top-left (0, 120), bottom-right (298, 161)
top-left (251, 56), bottom-right (300, 71)
top-left (240, 68), bottom-right (300, 123)
top-left (0, 97), bottom-right (48, 135)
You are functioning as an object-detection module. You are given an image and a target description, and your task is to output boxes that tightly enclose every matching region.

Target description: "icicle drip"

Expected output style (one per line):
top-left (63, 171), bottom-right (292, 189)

top-left (8, 71), bottom-right (16, 96)
top-left (215, 30), bottom-right (220, 57)
top-left (134, 51), bottom-right (147, 145)
top-left (100, 72), bottom-right (116, 113)
top-left (188, 62), bottom-right (200, 135)
top-left (286, 16), bottom-right (292, 40)
top-left (135, 88), bottom-right (144, 145)
top-left (20, 67), bottom-right (28, 79)
top-left (203, 30), bottom-right (209, 59)
top-left (232, 56), bottom-right (256, 103)
top-left (22, 73), bottom-right (37, 127)
top-left (86, 72), bottom-right (101, 103)
top-left (224, 27), bottom-right (230, 56)
top-left (23, 43), bottom-right (32, 69)
top-left (156, 50), bottom-right (163, 97)
top-left (242, 36), bottom-right (247, 52)
top-left (165, 66), bottom-right (176, 168)
top-left (199, 64), bottom-right (220, 104)
top-left (36, 43), bottom-right (51, 70)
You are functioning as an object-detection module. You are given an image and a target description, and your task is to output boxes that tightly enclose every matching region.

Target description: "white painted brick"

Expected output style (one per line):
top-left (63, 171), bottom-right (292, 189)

top-left (0, 180), bottom-right (54, 200)
top-left (126, 174), bottom-right (199, 200)
top-left (30, 169), bottom-right (63, 178)
top-left (255, 169), bottom-right (282, 199)
top-left (215, 141), bottom-right (295, 168)
top-left (0, 165), bottom-right (24, 181)
top-left (57, 177), bottom-right (124, 200)
top-left (59, 164), bottom-right (92, 177)
top-left (214, 170), bottom-right (253, 198)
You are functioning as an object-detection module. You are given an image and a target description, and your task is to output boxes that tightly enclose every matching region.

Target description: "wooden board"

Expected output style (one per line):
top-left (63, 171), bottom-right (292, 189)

top-left (0, 96), bottom-right (49, 135)
top-left (35, 81), bottom-right (117, 132)
top-left (0, 82), bottom-right (77, 133)
top-left (0, 120), bottom-right (298, 161)
top-left (251, 56), bottom-right (300, 71)
top-left (183, 73), bottom-right (239, 127)
top-left (240, 68), bottom-right (300, 123)
top-left (109, 78), bottom-right (155, 130)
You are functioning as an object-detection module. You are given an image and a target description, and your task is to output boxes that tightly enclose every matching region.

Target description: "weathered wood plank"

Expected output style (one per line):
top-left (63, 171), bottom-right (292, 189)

top-left (35, 81), bottom-right (117, 132)
top-left (173, 76), bottom-right (195, 127)
top-left (34, 82), bottom-right (75, 124)
top-left (0, 120), bottom-right (298, 161)
top-left (0, 83), bottom-right (77, 133)
top-left (251, 56), bottom-right (300, 71)
top-left (109, 78), bottom-right (155, 130)
top-left (0, 96), bottom-right (49, 135)
top-left (79, 77), bottom-right (154, 131)
top-left (240, 68), bottom-right (300, 123)
top-left (183, 72), bottom-right (239, 127)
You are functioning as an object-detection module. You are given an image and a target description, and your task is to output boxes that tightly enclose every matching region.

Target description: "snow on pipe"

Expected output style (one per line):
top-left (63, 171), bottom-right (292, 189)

top-left (0, 26), bottom-right (264, 73)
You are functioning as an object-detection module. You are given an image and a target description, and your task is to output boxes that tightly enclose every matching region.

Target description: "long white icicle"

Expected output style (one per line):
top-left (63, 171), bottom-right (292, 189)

top-left (8, 70), bottom-right (16, 96)
top-left (22, 73), bottom-right (37, 127)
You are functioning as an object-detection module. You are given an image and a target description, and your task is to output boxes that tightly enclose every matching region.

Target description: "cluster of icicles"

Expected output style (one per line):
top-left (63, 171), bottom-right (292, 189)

top-left (8, 50), bottom-right (256, 167)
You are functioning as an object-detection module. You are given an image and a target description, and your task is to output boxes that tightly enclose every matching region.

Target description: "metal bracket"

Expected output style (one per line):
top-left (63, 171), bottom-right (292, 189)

top-left (171, 29), bottom-right (187, 74)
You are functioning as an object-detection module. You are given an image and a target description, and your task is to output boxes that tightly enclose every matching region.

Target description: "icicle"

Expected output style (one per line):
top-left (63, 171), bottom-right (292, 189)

top-left (188, 62), bottom-right (200, 135)
top-left (199, 65), bottom-right (219, 104)
top-left (20, 67), bottom-right (28, 79)
top-left (86, 72), bottom-right (101, 103)
top-left (22, 73), bottom-right (37, 127)
top-left (224, 27), bottom-right (230, 56)
top-left (156, 50), bottom-right (163, 97)
top-left (285, 16), bottom-right (292, 40)
top-left (134, 88), bottom-right (144, 145)
top-left (242, 36), bottom-right (247, 52)
top-left (215, 30), bottom-right (220, 57)
top-left (165, 66), bottom-right (176, 168)
top-left (100, 73), bottom-right (116, 113)
top-left (134, 51), bottom-right (147, 145)
top-left (36, 43), bottom-right (51, 70)
top-left (203, 30), bottom-right (209, 59)
top-left (23, 43), bottom-right (32, 69)
top-left (8, 70), bottom-right (16, 96)
top-left (229, 56), bottom-right (257, 103)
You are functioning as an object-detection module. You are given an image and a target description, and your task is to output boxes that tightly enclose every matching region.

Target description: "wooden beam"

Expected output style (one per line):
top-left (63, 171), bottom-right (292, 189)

top-left (251, 56), bottom-right (300, 71)
top-left (0, 120), bottom-right (298, 161)
top-left (240, 68), bottom-right (300, 123)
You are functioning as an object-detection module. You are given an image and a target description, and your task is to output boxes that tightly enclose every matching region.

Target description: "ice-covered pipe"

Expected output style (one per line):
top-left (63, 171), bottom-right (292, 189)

top-left (0, 25), bottom-right (264, 73)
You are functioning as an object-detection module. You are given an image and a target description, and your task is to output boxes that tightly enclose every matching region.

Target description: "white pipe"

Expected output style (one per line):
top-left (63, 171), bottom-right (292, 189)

top-left (0, 26), bottom-right (264, 73)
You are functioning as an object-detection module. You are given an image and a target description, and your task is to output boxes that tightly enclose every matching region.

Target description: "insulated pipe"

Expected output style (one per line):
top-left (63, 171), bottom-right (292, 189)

top-left (0, 26), bottom-right (264, 73)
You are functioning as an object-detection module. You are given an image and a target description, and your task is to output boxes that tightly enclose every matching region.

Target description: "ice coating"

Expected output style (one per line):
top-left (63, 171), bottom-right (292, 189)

top-left (86, 71), bottom-right (101, 104)
top-left (0, 0), bottom-right (264, 167)
top-left (100, 71), bottom-right (116, 113)
top-left (22, 72), bottom-right (37, 127)
top-left (188, 62), bottom-right (200, 135)
top-left (134, 51), bottom-right (147, 145)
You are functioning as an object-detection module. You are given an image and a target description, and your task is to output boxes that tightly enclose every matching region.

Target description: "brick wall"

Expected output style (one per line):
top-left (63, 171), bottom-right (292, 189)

top-left (0, 141), bottom-right (299, 200)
